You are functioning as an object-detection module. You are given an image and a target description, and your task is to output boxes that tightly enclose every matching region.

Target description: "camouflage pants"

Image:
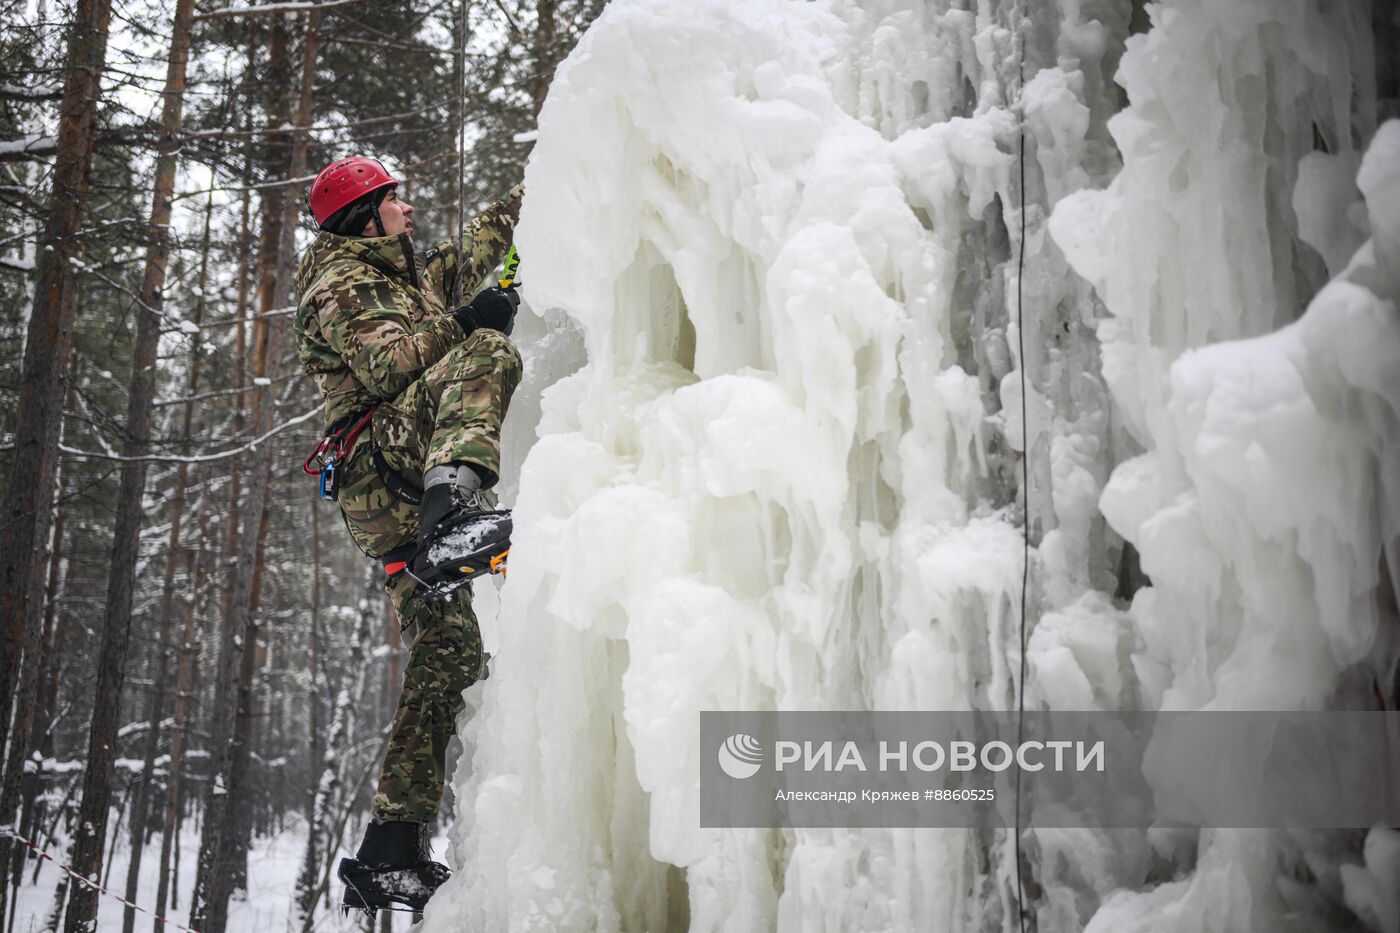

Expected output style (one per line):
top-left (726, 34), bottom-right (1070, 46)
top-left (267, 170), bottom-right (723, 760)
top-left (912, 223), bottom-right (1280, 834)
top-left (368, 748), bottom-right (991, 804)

top-left (370, 573), bottom-right (486, 823)
top-left (333, 328), bottom-right (522, 824)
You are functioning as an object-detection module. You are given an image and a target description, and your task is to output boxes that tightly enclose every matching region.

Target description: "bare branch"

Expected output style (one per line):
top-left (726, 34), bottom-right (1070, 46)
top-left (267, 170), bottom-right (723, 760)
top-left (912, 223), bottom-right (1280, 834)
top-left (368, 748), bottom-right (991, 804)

top-left (172, 173), bottom-right (317, 202)
top-left (182, 105), bottom-right (440, 140)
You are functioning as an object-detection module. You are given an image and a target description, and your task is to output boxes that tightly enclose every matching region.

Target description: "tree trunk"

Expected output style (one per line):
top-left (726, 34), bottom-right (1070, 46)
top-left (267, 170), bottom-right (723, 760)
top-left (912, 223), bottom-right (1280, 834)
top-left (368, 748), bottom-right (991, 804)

top-left (237, 495), bottom-right (273, 886)
top-left (220, 78), bottom-right (286, 919)
top-left (60, 0), bottom-right (198, 926)
top-left (309, 503), bottom-right (323, 826)
top-left (121, 145), bottom-right (211, 933)
top-left (0, 0), bottom-right (114, 892)
top-left (194, 20), bottom-right (272, 921)
top-left (154, 485), bottom-right (211, 932)
top-left (34, 384), bottom-right (72, 762)
top-left (45, 876), bottom-right (68, 932)
top-left (532, 0), bottom-right (558, 116)
top-left (1, 355), bottom-right (75, 926)
top-left (294, 504), bottom-right (324, 923)
top-left (297, 568), bottom-right (379, 933)
top-left (102, 781), bottom-right (134, 889)
top-left (30, 776), bottom-right (77, 889)
top-left (225, 564), bottom-right (261, 895)
top-left (191, 9), bottom-right (321, 929)
top-left (218, 37), bottom-right (260, 628)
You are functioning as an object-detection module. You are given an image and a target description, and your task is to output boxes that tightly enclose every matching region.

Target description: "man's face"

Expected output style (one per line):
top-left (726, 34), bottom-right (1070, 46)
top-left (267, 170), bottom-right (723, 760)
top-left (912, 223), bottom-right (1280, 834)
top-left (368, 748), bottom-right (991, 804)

top-left (365, 188), bottom-right (414, 238)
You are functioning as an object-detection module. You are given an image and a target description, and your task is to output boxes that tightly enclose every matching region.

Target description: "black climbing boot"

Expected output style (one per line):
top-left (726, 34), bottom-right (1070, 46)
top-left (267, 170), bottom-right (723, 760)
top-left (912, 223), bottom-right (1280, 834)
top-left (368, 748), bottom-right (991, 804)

top-left (410, 463), bottom-right (512, 591)
top-left (339, 820), bottom-right (449, 915)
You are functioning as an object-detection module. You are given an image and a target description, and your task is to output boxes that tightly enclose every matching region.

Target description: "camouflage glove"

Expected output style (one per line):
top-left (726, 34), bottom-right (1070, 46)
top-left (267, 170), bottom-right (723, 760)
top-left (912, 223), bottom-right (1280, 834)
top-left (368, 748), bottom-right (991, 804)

top-left (451, 286), bottom-right (520, 337)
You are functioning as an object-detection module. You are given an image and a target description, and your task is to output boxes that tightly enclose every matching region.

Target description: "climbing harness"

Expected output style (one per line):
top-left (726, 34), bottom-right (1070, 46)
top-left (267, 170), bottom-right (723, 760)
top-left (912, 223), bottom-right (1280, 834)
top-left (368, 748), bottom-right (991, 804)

top-left (369, 447), bottom-right (422, 506)
top-left (302, 408), bottom-right (376, 500)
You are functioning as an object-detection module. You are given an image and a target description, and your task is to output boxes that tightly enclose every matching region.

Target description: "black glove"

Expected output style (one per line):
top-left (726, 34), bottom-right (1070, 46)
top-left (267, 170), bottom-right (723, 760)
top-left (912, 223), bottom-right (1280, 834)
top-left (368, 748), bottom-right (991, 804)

top-left (451, 286), bottom-right (520, 336)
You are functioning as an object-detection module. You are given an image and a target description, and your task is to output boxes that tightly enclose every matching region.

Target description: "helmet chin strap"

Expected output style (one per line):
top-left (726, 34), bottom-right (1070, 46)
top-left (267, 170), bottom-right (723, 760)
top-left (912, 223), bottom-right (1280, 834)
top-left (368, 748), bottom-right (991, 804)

top-left (370, 203), bottom-right (387, 237)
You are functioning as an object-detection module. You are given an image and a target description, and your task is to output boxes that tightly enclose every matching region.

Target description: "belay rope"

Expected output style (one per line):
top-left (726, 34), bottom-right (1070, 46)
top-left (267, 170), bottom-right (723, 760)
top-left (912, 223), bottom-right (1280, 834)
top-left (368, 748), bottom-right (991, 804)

top-left (452, 0), bottom-right (469, 309)
top-left (451, 0), bottom-right (524, 307)
top-left (1013, 12), bottom-right (1032, 933)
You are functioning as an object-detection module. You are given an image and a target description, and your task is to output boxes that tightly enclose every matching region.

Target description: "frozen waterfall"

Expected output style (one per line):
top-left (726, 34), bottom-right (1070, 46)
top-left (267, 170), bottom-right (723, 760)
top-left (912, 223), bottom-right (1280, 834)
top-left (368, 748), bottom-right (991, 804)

top-left (423, 1), bottom-right (1400, 931)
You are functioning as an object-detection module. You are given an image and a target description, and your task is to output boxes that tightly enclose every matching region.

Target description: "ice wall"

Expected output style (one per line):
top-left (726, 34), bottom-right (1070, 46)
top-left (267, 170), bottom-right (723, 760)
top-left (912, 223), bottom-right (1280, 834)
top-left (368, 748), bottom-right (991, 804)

top-left (424, 1), bottom-right (1399, 932)
top-left (1041, 3), bottom-right (1400, 930)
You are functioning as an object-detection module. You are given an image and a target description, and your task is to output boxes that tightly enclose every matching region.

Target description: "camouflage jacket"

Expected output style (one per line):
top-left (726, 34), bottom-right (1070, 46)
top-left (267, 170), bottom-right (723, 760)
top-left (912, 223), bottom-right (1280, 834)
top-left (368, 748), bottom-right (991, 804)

top-left (294, 190), bottom-right (521, 431)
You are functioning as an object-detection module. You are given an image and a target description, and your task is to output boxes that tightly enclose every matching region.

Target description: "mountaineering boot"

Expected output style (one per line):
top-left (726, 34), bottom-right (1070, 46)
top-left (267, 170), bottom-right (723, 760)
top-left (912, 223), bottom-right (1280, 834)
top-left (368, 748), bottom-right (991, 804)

top-left (339, 820), bottom-right (449, 915)
top-left (410, 462), bottom-right (512, 590)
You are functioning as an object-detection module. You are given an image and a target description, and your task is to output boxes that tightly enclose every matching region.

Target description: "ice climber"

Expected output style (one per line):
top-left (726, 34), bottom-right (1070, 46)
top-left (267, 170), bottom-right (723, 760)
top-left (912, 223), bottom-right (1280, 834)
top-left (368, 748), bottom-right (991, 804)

top-left (293, 155), bottom-right (523, 915)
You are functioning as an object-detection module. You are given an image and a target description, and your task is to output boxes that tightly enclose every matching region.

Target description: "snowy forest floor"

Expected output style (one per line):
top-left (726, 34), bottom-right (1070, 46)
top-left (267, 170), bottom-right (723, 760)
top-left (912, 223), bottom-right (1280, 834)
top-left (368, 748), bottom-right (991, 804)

top-left (11, 812), bottom-right (438, 932)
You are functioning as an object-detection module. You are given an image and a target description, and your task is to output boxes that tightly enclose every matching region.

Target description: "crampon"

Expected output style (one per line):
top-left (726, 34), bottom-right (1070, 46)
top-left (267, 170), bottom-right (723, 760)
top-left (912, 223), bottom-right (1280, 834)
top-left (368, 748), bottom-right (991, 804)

top-left (407, 507), bottom-right (512, 596)
top-left (339, 855), bottom-right (450, 916)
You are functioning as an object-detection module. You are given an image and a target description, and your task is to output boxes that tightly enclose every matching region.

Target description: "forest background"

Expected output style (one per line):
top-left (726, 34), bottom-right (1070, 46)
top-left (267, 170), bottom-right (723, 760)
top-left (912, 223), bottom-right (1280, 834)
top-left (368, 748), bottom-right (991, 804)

top-left (0, 0), bottom-right (601, 929)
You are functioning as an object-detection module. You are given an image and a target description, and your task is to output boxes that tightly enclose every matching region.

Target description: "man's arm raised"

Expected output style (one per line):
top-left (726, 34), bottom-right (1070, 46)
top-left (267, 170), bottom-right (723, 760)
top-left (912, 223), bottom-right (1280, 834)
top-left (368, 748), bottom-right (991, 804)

top-left (424, 182), bottom-right (524, 305)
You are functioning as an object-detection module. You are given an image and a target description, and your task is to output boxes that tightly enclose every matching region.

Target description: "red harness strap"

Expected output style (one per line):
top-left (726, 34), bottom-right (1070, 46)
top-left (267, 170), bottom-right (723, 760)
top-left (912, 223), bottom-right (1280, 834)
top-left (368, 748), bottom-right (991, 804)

top-left (303, 408), bottom-right (378, 475)
top-left (337, 408), bottom-right (376, 456)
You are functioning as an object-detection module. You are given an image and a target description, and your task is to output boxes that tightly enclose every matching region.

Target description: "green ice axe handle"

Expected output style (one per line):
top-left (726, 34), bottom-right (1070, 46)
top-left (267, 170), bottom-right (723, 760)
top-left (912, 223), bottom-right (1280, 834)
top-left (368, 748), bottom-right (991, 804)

top-left (499, 245), bottom-right (520, 289)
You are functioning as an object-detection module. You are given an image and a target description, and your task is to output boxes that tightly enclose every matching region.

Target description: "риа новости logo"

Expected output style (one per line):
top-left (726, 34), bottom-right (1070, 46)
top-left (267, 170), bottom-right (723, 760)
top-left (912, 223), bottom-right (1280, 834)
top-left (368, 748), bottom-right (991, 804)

top-left (718, 733), bottom-right (763, 779)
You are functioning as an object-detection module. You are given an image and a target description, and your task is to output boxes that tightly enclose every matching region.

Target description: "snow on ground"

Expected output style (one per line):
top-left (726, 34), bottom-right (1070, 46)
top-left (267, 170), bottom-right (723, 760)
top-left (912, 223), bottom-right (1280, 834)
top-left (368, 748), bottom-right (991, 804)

top-left (419, 1), bottom-right (1398, 932)
top-left (10, 812), bottom-right (434, 932)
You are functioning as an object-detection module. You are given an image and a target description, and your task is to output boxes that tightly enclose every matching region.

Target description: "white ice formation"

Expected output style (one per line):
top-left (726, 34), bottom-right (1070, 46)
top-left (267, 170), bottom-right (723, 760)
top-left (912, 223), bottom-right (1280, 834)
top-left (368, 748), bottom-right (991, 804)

top-left (424, 1), bottom-right (1400, 931)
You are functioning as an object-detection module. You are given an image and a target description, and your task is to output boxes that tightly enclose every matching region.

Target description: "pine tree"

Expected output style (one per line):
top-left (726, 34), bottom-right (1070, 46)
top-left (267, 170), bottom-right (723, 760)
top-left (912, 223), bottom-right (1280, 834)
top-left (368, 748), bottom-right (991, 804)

top-left (0, 0), bottom-right (116, 918)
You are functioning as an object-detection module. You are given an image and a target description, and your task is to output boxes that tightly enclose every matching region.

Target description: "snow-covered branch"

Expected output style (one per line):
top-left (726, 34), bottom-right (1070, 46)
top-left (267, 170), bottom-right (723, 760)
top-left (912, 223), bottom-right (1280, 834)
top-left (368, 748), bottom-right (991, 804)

top-left (43, 407), bottom-right (320, 464)
top-left (195, 306), bottom-right (296, 330)
top-left (194, 0), bottom-right (370, 22)
top-left (151, 372), bottom-right (298, 408)
top-left (0, 128), bottom-right (153, 164)
top-left (0, 83), bottom-right (63, 101)
top-left (0, 136), bottom-right (56, 158)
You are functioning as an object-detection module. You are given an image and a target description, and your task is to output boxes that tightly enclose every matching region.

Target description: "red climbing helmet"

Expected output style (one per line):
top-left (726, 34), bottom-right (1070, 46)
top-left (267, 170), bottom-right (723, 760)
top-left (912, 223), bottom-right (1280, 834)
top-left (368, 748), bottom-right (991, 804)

top-left (308, 156), bottom-right (398, 226)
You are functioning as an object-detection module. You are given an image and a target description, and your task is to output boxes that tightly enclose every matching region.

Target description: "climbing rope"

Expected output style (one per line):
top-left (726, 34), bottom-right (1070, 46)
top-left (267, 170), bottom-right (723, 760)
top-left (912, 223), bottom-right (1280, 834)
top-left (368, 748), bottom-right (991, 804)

top-left (0, 826), bottom-right (202, 932)
top-left (1012, 12), bottom-right (1032, 933)
top-left (452, 0), bottom-right (470, 310)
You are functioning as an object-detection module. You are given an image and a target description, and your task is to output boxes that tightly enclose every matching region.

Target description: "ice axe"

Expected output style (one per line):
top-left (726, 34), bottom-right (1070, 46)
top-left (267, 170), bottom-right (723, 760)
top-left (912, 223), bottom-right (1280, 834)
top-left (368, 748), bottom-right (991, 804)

top-left (499, 244), bottom-right (521, 289)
